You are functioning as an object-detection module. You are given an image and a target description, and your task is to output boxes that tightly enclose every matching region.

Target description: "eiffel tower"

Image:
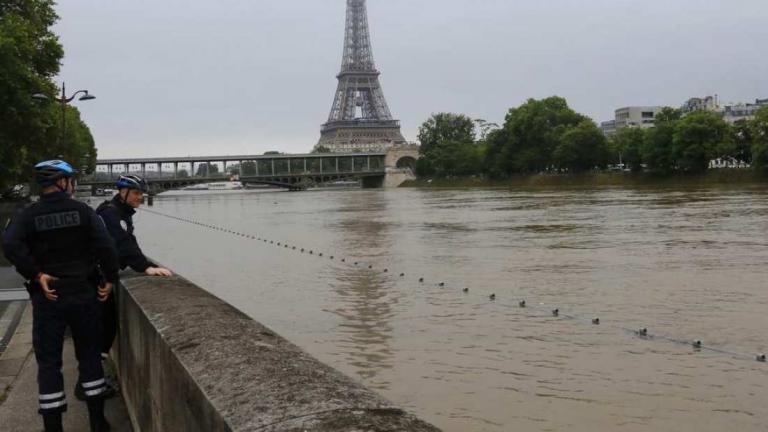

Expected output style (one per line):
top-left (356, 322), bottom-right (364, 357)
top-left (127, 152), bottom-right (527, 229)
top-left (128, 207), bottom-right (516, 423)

top-left (316, 0), bottom-right (406, 153)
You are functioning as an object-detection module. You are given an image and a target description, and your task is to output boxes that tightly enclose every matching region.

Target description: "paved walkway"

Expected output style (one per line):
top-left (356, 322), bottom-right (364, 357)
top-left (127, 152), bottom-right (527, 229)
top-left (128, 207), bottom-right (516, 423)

top-left (0, 304), bottom-right (132, 431)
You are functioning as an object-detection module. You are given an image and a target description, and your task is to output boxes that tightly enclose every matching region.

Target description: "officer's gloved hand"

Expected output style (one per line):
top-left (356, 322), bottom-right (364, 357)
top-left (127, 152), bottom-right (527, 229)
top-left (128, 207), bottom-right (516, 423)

top-left (145, 267), bottom-right (173, 277)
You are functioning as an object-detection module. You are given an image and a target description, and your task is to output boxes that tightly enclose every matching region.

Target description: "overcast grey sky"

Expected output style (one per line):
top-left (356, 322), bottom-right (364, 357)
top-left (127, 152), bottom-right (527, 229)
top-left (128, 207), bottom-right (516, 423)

top-left (54, 0), bottom-right (768, 158)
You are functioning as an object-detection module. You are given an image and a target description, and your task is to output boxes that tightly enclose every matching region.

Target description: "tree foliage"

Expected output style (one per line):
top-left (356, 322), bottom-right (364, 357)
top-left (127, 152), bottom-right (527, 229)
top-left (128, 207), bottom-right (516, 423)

top-left (484, 97), bottom-right (607, 176)
top-left (0, 0), bottom-right (96, 193)
top-left (751, 107), bottom-right (768, 173)
top-left (672, 110), bottom-right (730, 173)
top-left (416, 113), bottom-right (481, 176)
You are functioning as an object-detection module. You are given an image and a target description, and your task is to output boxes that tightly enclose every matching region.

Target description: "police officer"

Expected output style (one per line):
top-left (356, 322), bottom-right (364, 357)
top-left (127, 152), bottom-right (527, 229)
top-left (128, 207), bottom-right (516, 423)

top-left (1, 160), bottom-right (119, 432)
top-left (95, 175), bottom-right (172, 373)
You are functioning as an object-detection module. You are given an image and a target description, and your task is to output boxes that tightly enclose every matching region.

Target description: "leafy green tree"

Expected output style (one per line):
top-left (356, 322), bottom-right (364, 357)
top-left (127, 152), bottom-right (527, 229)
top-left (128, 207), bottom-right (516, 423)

top-left (195, 163), bottom-right (219, 177)
top-left (240, 161), bottom-right (257, 176)
top-left (609, 127), bottom-right (645, 171)
top-left (553, 120), bottom-right (610, 172)
top-left (417, 113), bottom-right (480, 176)
top-left (642, 107), bottom-right (680, 173)
top-left (672, 110), bottom-right (730, 173)
top-left (313, 145), bottom-right (331, 154)
top-left (418, 113), bottom-right (476, 156)
top-left (0, 0), bottom-right (97, 191)
top-left (750, 107), bottom-right (768, 173)
top-left (729, 119), bottom-right (752, 164)
top-left (176, 169), bottom-right (189, 178)
top-left (485, 97), bottom-right (587, 176)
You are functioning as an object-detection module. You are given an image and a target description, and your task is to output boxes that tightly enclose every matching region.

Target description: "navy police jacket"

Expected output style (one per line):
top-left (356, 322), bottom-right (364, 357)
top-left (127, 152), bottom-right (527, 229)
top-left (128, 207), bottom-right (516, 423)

top-left (1, 192), bottom-right (120, 285)
top-left (96, 195), bottom-right (155, 273)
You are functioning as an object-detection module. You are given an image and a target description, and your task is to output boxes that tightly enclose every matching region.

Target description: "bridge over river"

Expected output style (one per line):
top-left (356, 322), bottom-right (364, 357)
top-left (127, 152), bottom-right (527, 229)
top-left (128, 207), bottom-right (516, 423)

top-left (81, 146), bottom-right (419, 192)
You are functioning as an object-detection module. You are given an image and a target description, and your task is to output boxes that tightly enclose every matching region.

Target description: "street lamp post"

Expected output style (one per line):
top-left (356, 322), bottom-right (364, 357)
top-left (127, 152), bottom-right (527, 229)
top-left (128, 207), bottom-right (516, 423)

top-left (33, 82), bottom-right (96, 146)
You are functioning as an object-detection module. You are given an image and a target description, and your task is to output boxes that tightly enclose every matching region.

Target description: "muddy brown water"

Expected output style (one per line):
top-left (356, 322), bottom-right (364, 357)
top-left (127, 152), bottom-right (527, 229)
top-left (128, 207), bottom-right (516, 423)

top-left (130, 186), bottom-right (767, 431)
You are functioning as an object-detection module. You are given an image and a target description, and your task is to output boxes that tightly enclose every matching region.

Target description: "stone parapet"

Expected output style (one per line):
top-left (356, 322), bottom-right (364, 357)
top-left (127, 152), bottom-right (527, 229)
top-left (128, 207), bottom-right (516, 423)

top-left (115, 272), bottom-right (440, 431)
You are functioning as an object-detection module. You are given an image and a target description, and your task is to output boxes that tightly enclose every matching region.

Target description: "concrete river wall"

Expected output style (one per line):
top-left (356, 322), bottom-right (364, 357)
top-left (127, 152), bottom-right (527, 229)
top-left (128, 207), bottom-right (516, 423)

top-left (114, 271), bottom-right (440, 431)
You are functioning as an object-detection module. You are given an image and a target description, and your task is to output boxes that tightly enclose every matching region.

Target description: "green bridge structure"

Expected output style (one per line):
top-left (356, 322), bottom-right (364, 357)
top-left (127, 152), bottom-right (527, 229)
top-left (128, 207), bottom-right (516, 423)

top-left (82, 146), bottom-right (420, 192)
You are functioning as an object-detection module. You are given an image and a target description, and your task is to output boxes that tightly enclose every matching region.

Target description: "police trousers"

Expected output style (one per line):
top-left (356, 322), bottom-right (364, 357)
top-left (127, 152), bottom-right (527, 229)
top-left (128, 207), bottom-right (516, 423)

top-left (31, 280), bottom-right (106, 414)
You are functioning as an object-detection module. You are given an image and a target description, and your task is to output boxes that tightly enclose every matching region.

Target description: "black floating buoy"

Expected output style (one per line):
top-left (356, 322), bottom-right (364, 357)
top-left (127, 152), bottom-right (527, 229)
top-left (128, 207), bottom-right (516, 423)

top-left (637, 328), bottom-right (648, 337)
top-left (277, 242), bottom-right (281, 246)
top-left (341, 258), bottom-right (346, 262)
top-left (301, 248), bottom-right (304, 252)
top-left (552, 309), bottom-right (559, 317)
top-left (319, 253), bottom-right (323, 257)
top-left (592, 318), bottom-right (600, 325)
top-left (519, 300), bottom-right (526, 308)
top-left (284, 245), bottom-right (288, 248)
top-left (438, 282), bottom-right (445, 287)
top-left (270, 241), bottom-right (274, 244)
top-left (462, 288), bottom-right (469, 293)
top-left (489, 294), bottom-right (496, 301)
top-left (354, 262), bottom-right (358, 265)
top-left (758, 354), bottom-right (767, 363)
top-left (383, 269), bottom-right (388, 273)
top-left (309, 251), bottom-right (314, 255)
top-left (419, 278), bottom-right (424, 283)
top-left (400, 273), bottom-right (405, 277)
top-left (293, 247), bottom-right (296, 250)
top-left (693, 340), bottom-right (702, 349)
top-left (368, 265), bottom-right (373, 269)
top-left (330, 256), bottom-right (334, 259)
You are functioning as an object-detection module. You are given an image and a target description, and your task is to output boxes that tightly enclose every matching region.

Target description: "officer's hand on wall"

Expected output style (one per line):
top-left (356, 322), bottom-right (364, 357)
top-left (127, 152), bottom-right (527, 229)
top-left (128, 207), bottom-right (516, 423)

top-left (98, 282), bottom-right (113, 302)
top-left (39, 274), bottom-right (58, 301)
top-left (145, 267), bottom-right (173, 277)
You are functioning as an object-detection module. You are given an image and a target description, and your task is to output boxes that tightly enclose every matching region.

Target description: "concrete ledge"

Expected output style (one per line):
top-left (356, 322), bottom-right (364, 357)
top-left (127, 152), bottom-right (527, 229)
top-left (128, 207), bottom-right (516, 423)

top-left (115, 272), bottom-right (440, 432)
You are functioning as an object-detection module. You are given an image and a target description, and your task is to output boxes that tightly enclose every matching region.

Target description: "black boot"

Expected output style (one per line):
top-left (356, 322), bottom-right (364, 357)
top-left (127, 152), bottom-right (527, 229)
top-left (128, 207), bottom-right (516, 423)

top-left (86, 398), bottom-right (111, 432)
top-left (42, 412), bottom-right (63, 432)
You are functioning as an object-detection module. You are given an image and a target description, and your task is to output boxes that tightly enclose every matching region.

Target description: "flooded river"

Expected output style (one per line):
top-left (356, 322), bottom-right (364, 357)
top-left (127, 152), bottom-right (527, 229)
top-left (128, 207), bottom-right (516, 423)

top-left (134, 186), bottom-right (768, 431)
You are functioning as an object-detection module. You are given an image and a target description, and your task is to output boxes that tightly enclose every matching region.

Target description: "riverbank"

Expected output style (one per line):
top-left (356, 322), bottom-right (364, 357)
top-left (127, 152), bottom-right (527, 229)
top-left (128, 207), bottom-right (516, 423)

top-left (400, 170), bottom-right (768, 189)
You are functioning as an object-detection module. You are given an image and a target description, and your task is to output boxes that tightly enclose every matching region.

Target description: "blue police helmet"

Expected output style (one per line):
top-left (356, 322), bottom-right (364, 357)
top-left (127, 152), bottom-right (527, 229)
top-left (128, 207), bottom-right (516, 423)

top-left (35, 160), bottom-right (77, 186)
top-left (116, 175), bottom-right (149, 193)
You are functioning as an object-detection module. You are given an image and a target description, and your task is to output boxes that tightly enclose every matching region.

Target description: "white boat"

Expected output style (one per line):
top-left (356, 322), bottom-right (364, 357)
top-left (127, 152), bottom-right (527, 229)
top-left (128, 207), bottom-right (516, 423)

top-left (183, 182), bottom-right (243, 191)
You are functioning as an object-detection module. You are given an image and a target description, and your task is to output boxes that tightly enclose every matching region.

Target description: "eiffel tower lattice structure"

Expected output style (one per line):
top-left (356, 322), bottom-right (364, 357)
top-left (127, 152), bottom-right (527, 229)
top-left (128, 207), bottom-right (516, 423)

top-left (316, 0), bottom-right (406, 153)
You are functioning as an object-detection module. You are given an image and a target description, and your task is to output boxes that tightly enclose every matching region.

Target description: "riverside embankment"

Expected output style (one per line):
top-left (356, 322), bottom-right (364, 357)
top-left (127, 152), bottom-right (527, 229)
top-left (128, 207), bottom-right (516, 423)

top-left (400, 170), bottom-right (768, 189)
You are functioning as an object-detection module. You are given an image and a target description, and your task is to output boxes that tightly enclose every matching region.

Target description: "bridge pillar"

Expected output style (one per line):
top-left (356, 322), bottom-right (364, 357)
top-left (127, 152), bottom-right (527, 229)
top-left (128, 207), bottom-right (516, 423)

top-left (270, 159), bottom-right (275, 176)
top-left (174, 162), bottom-right (178, 178)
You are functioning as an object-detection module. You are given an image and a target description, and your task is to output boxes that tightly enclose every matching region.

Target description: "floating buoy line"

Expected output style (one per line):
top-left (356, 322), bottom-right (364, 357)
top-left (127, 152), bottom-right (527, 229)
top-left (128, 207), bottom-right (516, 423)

top-left (140, 208), bottom-right (766, 365)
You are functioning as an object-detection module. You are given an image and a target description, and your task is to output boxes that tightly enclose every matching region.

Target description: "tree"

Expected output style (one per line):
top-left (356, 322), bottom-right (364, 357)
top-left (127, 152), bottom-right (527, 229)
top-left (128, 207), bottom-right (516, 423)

top-left (263, 151), bottom-right (282, 155)
top-left (553, 120), bottom-right (610, 172)
top-left (418, 113), bottom-right (476, 156)
top-left (313, 145), bottom-right (331, 154)
top-left (673, 110), bottom-right (730, 173)
top-left (610, 127), bottom-right (645, 171)
top-left (0, 0), bottom-right (95, 191)
top-left (750, 107), bottom-right (768, 173)
top-left (729, 119), bottom-right (752, 164)
top-left (240, 161), bottom-right (257, 176)
top-left (642, 107), bottom-right (680, 174)
top-left (417, 113), bottom-right (481, 177)
top-left (195, 163), bottom-right (219, 177)
top-left (177, 169), bottom-right (189, 178)
top-left (485, 96), bottom-right (587, 176)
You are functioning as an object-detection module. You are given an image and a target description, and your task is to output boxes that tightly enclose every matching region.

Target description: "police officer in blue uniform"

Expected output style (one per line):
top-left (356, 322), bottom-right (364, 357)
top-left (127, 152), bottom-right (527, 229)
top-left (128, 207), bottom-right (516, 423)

top-left (94, 175), bottom-right (172, 367)
top-left (1, 160), bottom-right (119, 432)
